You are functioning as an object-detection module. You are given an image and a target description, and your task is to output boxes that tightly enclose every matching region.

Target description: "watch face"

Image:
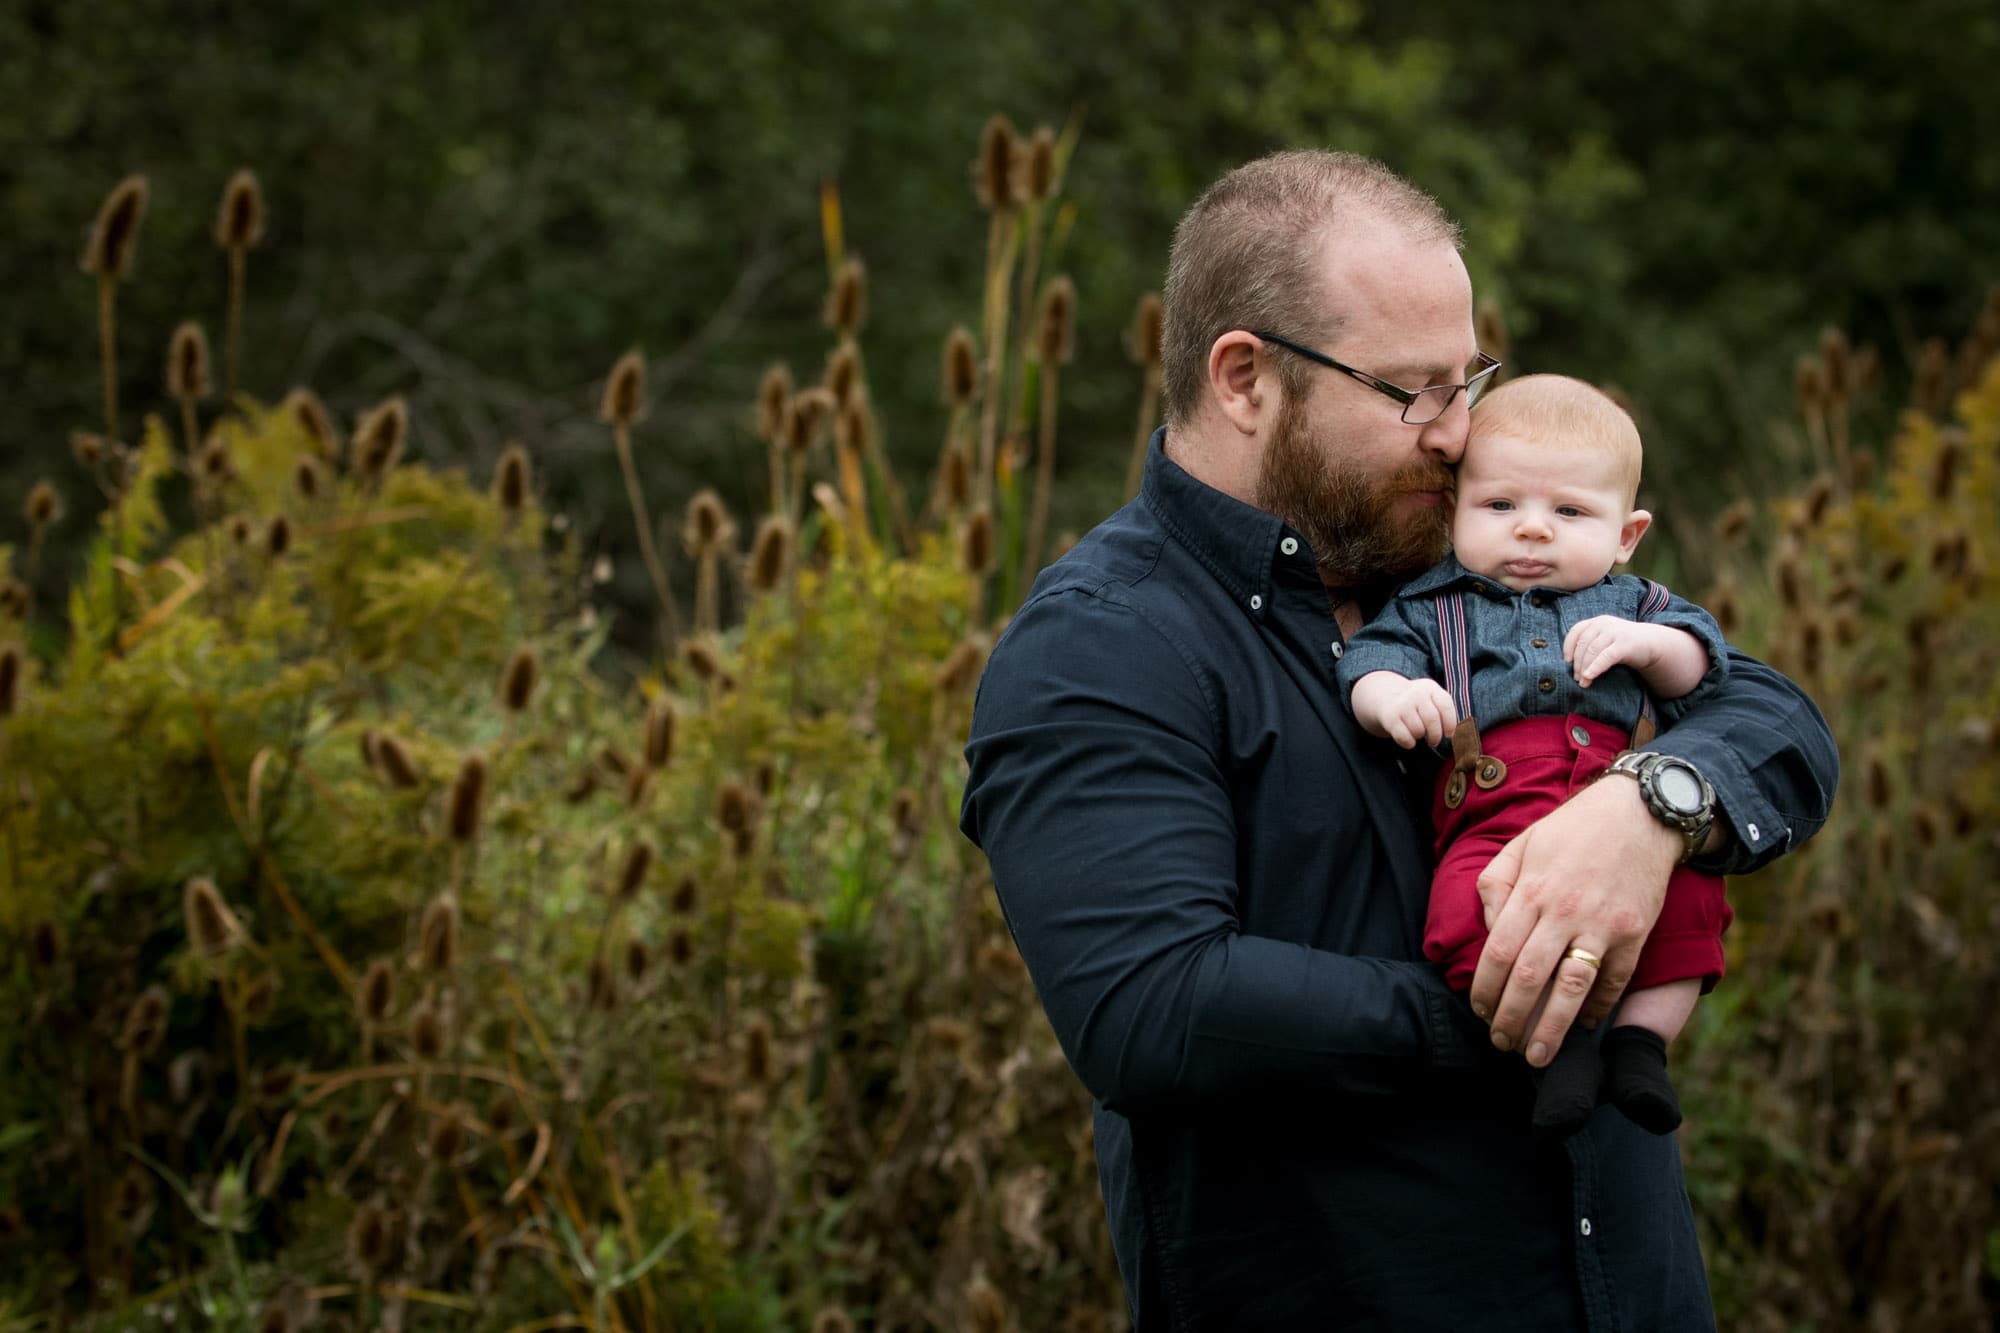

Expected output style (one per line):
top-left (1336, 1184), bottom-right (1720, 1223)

top-left (1654, 764), bottom-right (1704, 814)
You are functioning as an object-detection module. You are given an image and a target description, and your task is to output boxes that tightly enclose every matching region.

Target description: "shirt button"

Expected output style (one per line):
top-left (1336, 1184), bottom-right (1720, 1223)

top-left (1249, 594), bottom-right (1263, 611)
top-left (1570, 726), bottom-right (1591, 746)
top-left (1330, 642), bottom-right (1344, 660)
top-left (1747, 822), bottom-right (1760, 842)
top-left (1538, 677), bottom-right (1555, 693)
top-left (1280, 537), bottom-right (1299, 555)
top-left (1532, 638), bottom-right (1548, 648)
top-left (1531, 594), bottom-right (1545, 607)
top-left (1580, 1218), bottom-right (1593, 1237)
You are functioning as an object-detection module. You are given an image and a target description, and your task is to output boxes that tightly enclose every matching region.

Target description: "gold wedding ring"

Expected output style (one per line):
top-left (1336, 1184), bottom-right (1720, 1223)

top-left (1564, 947), bottom-right (1603, 971)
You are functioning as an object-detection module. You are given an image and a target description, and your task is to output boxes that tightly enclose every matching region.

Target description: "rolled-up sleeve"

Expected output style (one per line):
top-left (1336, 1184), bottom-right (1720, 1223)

top-left (960, 587), bottom-right (1491, 1117)
top-left (1652, 646), bottom-right (1839, 876)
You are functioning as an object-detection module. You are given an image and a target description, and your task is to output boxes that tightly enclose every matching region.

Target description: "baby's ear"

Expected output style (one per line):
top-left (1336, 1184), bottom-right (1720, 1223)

top-left (1615, 509), bottom-right (1652, 564)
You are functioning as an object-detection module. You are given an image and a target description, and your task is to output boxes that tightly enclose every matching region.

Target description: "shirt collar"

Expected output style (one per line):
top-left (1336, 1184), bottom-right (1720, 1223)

top-left (1140, 428), bottom-right (1293, 608)
top-left (1396, 552), bottom-right (1609, 600)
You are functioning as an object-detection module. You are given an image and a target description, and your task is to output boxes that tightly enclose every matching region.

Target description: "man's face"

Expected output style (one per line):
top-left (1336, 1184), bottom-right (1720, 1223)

top-left (1251, 227), bottom-right (1478, 587)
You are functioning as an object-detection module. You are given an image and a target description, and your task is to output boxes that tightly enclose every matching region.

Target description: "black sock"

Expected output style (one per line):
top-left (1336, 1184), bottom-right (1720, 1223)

top-left (1530, 1024), bottom-right (1603, 1141)
top-left (1603, 1025), bottom-right (1681, 1134)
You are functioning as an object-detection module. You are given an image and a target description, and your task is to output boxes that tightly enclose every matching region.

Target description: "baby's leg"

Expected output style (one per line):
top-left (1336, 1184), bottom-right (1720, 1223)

top-left (1603, 979), bottom-right (1702, 1134)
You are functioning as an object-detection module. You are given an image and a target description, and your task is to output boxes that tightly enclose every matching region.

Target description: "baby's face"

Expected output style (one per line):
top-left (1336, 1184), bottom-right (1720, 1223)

top-left (1451, 431), bottom-right (1646, 592)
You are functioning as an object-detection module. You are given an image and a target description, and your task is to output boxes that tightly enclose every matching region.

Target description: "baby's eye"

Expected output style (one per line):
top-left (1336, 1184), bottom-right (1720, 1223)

top-left (1485, 499), bottom-right (1514, 512)
top-left (1556, 505), bottom-right (1584, 518)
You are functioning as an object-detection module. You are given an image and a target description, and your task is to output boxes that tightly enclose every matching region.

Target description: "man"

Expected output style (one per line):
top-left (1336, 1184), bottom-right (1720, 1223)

top-left (958, 151), bottom-right (1837, 1331)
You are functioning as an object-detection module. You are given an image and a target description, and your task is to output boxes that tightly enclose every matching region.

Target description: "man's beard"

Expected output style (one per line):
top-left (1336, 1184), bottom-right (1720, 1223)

top-left (1253, 391), bottom-right (1453, 588)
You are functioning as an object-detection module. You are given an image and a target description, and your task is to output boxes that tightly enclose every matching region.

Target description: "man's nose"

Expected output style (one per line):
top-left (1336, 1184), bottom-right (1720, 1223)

top-left (1416, 393), bottom-right (1471, 465)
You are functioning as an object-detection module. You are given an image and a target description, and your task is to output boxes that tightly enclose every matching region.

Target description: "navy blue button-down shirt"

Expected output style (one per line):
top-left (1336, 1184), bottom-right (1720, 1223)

top-left (960, 432), bottom-right (1838, 1331)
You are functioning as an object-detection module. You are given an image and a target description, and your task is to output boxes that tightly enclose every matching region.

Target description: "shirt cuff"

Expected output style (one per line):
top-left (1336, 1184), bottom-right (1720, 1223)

top-left (1656, 733), bottom-right (1790, 876)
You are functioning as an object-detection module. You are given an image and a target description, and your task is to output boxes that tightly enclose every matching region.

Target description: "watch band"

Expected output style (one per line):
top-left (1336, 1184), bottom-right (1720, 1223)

top-left (1602, 751), bottom-right (1715, 863)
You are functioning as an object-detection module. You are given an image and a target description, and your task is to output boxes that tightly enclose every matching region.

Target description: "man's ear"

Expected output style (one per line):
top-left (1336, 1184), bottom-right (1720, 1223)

top-left (1210, 331), bottom-right (1275, 436)
top-left (1615, 509), bottom-right (1652, 564)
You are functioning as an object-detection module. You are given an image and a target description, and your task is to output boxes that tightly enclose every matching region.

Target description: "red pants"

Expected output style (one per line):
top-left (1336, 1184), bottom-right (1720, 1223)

top-left (1427, 714), bottom-right (1732, 994)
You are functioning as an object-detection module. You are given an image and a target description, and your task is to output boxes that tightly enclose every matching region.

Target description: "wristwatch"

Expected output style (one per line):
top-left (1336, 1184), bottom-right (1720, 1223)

top-left (1602, 752), bottom-right (1716, 863)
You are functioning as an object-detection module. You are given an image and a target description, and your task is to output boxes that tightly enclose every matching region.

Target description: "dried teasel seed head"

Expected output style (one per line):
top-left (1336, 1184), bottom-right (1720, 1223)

top-left (961, 507), bottom-right (995, 576)
top-left (1911, 803), bottom-right (1941, 850)
top-left (1864, 751), bottom-right (1892, 811)
top-left (643, 697), bottom-right (676, 768)
top-left (351, 396), bottom-right (409, 482)
top-left (925, 1015), bottom-right (971, 1051)
top-left (373, 730), bottom-right (422, 789)
top-left (941, 444), bottom-right (973, 511)
top-left (756, 362), bottom-right (794, 443)
top-left (0, 581), bottom-right (30, 623)
top-left (494, 442), bottom-right (532, 514)
top-left (1037, 275), bottom-right (1077, 366)
top-left (617, 838), bottom-right (654, 902)
top-left (1773, 548), bottom-right (1805, 611)
top-left (597, 742), bottom-right (633, 777)
top-left (681, 637), bottom-right (721, 683)
top-left (419, 894), bottom-right (459, 972)
top-left (0, 643), bottom-right (20, 716)
top-left (24, 481), bottom-right (61, 529)
top-left (812, 1309), bottom-right (856, 1333)
top-left (1930, 434), bottom-right (1964, 503)
top-left (256, 1065), bottom-right (298, 1103)
top-left (1713, 500), bottom-right (1752, 544)
top-left (1819, 326), bottom-right (1852, 400)
top-left (587, 956), bottom-right (617, 1012)
top-left (623, 761), bottom-right (653, 809)
top-left (624, 937), bottom-right (650, 982)
top-left (347, 1199), bottom-right (392, 1276)
top-left (498, 645), bottom-right (539, 713)
top-left (214, 169), bottom-right (265, 251)
top-left (670, 875), bottom-right (699, 915)
top-left (281, 387), bottom-right (340, 458)
top-left (111, 1166), bottom-right (155, 1235)
top-left (409, 998), bottom-right (446, 1060)
top-left (1802, 473), bottom-right (1834, 526)
top-left (974, 114), bottom-right (1022, 209)
top-left (784, 387), bottom-right (836, 454)
top-left (747, 515), bottom-right (794, 594)
top-left (824, 341), bottom-right (862, 410)
top-left (358, 958), bottom-right (396, 1024)
top-left (167, 321), bottom-right (212, 402)
top-left (825, 257), bottom-right (867, 337)
top-left (81, 174), bottom-right (149, 279)
top-left (890, 787), bottom-right (922, 836)
top-left (183, 877), bottom-right (241, 959)
top-left (936, 637), bottom-right (986, 696)
top-left (427, 1105), bottom-right (465, 1162)
top-left (265, 514), bottom-right (291, 559)
top-left (447, 752), bottom-right (486, 843)
top-left (600, 348), bottom-right (648, 427)
top-left (744, 1014), bottom-right (772, 1083)
top-left (716, 778), bottom-right (755, 834)
top-left (229, 514), bottom-right (253, 545)
top-left (1928, 530), bottom-right (1968, 578)
top-left (1131, 292), bottom-right (1165, 369)
top-left (668, 929), bottom-right (694, 965)
top-left (1914, 337), bottom-right (1950, 414)
top-left (1794, 355), bottom-right (1826, 419)
top-left (120, 985), bottom-right (170, 1056)
top-left (968, 1275), bottom-right (1008, 1333)
top-left (755, 758), bottom-right (777, 796)
top-left (241, 972), bottom-right (277, 1022)
top-left (683, 489), bottom-right (730, 557)
top-left (1878, 553), bottom-right (1907, 586)
top-left (293, 457), bottom-right (321, 501)
top-left (27, 919), bottom-right (59, 970)
top-left (1025, 126), bottom-right (1058, 202)
top-left (943, 325), bottom-right (980, 406)
top-left (70, 431), bottom-right (106, 467)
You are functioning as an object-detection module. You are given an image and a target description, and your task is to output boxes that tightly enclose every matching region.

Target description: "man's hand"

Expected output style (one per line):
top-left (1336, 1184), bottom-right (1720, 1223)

top-left (1350, 671), bottom-right (1458, 749)
top-left (1469, 775), bottom-right (1682, 1066)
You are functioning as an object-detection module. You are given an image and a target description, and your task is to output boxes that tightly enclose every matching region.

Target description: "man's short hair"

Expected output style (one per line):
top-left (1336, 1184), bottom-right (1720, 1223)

top-left (1160, 150), bottom-right (1463, 428)
top-left (1469, 374), bottom-right (1644, 504)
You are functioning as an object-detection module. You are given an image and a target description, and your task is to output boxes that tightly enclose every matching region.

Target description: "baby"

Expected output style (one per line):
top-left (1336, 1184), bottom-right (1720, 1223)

top-left (1336, 373), bottom-right (1732, 1139)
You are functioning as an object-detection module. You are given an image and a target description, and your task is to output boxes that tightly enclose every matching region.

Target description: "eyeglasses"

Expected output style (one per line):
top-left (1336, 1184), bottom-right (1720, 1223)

top-left (1250, 331), bottom-right (1503, 425)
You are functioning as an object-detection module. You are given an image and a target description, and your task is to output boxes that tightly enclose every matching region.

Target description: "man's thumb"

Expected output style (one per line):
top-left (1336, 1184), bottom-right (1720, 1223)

top-left (1475, 834), bottom-right (1527, 931)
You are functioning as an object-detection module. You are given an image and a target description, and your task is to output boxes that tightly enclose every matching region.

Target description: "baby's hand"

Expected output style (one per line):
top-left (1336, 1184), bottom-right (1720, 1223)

top-left (1351, 671), bottom-right (1459, 749)
top-left (1564, 616), bottom-right (1667, 687)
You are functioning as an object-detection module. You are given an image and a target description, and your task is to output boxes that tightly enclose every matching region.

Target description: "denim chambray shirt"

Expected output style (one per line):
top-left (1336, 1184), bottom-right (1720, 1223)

top-left (1335, 553), bottom-right (1730, 759)
top-left (960, 432), bottom-right (1838, 1331)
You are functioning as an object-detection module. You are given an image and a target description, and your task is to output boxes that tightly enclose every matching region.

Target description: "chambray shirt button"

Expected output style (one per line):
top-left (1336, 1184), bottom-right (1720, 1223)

top-left (1538, 677), bottom-right (1555, 693)
top-left (1249, 594), bottom-right (1263, 611)
top-left (1281, 537), bottom-right (1299, 555)
top-left (1580, 1218), bottom-right (1593, 1238)
top-left (1330, 642), bottom-right (1344, 660)
top-left (1532, 638), bottom-right (1548, 648)
top-left (1570, 726), bottom-right (1591, 746)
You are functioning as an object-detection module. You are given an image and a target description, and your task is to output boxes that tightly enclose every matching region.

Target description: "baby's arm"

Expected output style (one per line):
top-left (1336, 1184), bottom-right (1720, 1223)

top-left (1350, 671), bottom-right (1459, 749)
top-left (1564, 618), bottom-right (1709, 698)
